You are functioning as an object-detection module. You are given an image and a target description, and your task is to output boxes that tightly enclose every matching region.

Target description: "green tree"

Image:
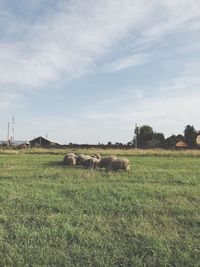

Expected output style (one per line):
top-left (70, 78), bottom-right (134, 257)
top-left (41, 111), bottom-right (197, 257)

top-left (184, 125), bottom-right (197, 148)
top-left (153, 132), bottom-right (165, 144)
top-left (133, 125), bottom-right (153, 148)
top-left (162, 134), bottom-right (184, 149)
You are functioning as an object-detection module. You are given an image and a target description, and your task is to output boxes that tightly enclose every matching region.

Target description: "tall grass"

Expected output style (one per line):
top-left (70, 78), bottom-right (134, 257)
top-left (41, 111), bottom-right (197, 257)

top-left (1, 147), bottom-right (200, 157)
top-left (0, 151), bottom-right (199, 266)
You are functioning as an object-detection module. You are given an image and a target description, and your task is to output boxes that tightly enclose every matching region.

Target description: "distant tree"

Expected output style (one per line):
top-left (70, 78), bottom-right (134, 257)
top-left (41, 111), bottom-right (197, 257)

top-left (176, 134), bottom-right (184, 142)
top-left (127, 141), bottom-right (133, 147)
top-left (133, 125), bottom-right (153, 148)
top-left (115, 142), bottom-right (123, 148)
top-left (162, 135), bottom-right (177, 149)
top-left (153, 132), bottom-right (165, 144)
top-left (184, 125), bottom-right (197, 148)
top-left (133, 126), bottom-right (139, 148)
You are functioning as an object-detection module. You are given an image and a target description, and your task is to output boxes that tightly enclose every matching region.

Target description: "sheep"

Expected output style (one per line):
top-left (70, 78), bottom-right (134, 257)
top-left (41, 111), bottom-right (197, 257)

top-left (76, 154), bottom-right (92, 166)
top-left (108, 158), bottom-right (130, 172)
top-left (83, 157), bottom-right (101, 169)
top-left (90, 157), bottom-right (101, 169)
top-left (63, 156), bottom-right (76, 166)
top-left (91, 153), bottom-right (101, 160)
top-left (98, 156), bottom-right (117, 171)
top-left (66, 153), bottom-right (77, 158)
top-left (63, 153), bottom-right (76, 165)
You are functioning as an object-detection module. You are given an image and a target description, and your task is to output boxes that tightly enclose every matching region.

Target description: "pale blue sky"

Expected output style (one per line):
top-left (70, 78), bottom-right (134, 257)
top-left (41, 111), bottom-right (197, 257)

top-left (0, 0), bottom-right (200, 144)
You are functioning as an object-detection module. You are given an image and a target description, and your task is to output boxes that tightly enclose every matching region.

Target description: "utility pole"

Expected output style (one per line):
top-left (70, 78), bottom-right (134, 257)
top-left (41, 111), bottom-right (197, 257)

top-left (7, 122), bottom-right (10, 147)
top-left (11, 116), bottom-right (15, 146)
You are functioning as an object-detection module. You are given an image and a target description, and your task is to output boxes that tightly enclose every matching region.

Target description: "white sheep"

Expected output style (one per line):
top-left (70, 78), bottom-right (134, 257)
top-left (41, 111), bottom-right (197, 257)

top-left (64, 156), bottom-right (76, 166)
top-left (109, 158), bottom-right (130, 172)
top-left (76, 154), bottom-right (92, 166)
top-left (98, 156), bottom-right (117, 171)
top-left (83, 156), bottom-right (101, 169)
top-left (67, 153), bottom-right (77, 158)
top-left (63, 153), bottom-right (77, 165)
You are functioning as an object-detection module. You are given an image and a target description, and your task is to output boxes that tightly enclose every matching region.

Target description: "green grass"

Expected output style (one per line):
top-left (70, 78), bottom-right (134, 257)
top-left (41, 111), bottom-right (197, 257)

top-left (0, 150), bottom-right (200, 266)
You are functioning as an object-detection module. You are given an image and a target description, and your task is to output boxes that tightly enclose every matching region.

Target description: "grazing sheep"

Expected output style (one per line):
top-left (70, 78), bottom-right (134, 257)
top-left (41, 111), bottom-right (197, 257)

top-left (91, 153), bottom-right (101, 160)
top-left (83, 157), bottom-right (100, 169)
top-left (63, 153), bottom-right (77, 165)
top-left (76, 154), bottom-right (92, 166)
top-left (109, 158), bottom-right (130, 172)
top-left (98, 156), bottom-right (117, 171)
top-left (64, 156), bottom-right (76, 166)
top-left (66, 153), bottom-right (77, 158)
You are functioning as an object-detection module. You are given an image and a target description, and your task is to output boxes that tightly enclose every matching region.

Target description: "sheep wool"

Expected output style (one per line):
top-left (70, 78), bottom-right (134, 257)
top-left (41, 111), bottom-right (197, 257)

top-left (64, 156), bottom-right (76, 166)
top-left (98, 156), bottom-right (117, 170)
top-left (109, 158), bottom-right (130, 172)
top-left (76, 154), bottom-right (92, 166)
top-left (83, 157), bottom-right (100, 169)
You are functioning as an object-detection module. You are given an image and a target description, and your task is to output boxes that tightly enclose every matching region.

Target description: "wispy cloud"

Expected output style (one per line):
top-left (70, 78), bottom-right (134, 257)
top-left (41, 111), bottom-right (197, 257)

top-left (103, 53), bottom-right (151, 72)
top-left (0, 0), bottom-right (200, 90)
top-left (142, 0), bottom-right (200, 39)
top-left (0, 0), bottom-right (151, 88)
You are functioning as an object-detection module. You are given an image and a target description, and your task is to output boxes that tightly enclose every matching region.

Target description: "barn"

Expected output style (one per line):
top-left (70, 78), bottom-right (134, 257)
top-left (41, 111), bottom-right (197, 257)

top-left (29, 136), bottom-right (60, 147)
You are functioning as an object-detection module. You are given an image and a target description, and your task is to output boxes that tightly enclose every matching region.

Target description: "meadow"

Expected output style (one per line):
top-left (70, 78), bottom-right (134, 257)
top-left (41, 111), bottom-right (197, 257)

top-left (0, 148), bottom-right (199, 266)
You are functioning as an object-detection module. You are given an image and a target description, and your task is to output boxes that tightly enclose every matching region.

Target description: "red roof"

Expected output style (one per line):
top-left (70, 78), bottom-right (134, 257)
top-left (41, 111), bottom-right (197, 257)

top-left (176, 141), bottom-right (188, 147)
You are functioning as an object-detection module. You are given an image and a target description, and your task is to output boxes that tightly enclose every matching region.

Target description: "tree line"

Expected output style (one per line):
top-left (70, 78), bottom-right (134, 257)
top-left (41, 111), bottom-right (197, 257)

top-left (66, 124), bottom-right (200, 150)
top-left (132, 124), bottom-right (200, 149)
top-left (1, 124), bottom-right (199, 150)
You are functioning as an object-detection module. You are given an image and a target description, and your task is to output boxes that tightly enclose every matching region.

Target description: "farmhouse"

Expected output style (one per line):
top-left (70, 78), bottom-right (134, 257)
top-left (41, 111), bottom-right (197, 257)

top-left (29, 136), bottom-right (60, 147)
top-left (175, 140), bottom-right (188, 150)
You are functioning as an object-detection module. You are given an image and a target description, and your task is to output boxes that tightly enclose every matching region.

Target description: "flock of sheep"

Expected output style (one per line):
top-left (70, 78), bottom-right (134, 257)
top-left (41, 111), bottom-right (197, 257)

top-left (63, 153), bottom-right (130, 172)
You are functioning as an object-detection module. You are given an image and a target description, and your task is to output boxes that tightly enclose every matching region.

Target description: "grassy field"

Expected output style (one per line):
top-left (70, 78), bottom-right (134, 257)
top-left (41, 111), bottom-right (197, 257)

top-left (0, 149), bottom-right (200, 266)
